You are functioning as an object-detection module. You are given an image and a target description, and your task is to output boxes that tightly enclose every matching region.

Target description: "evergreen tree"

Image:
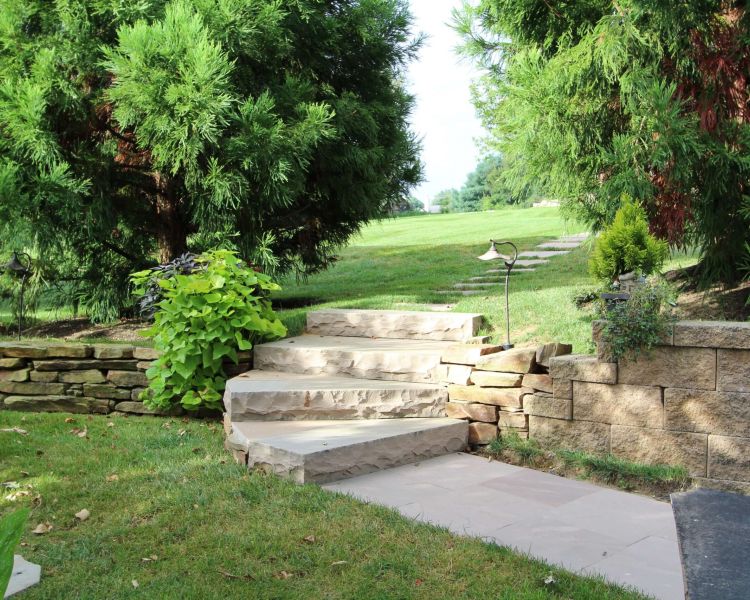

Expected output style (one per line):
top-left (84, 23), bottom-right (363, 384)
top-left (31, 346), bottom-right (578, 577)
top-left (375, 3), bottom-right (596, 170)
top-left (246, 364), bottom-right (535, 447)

top-left (0, 0), bottom-right (421, 320)
top-left (457, 1), bottom-right (750, 284)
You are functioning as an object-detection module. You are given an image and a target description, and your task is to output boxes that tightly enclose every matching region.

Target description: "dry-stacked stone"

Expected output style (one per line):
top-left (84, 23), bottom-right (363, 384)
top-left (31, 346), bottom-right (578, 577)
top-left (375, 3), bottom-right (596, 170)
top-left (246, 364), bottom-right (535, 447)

top-left (0, 342), bottom-right (251, 416)
top-left (440, 341), bottom-right (573, 445)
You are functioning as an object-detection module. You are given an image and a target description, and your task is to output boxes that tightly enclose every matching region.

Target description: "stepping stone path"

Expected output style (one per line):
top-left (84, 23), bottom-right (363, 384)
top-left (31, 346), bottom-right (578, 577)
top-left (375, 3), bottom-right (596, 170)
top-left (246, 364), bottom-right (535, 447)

top-left (223, 309), bottom-right (483, 483)
top-left (436, 233), bottom-right (589, 296)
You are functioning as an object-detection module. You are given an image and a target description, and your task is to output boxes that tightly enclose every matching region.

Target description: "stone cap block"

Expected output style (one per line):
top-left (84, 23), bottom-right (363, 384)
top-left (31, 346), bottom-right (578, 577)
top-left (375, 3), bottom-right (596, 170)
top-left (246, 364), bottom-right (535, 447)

top-left (475, 348), bottom-right (537, 374)
top-left (549, 354), bottom-right (617, 384)
top-left (441, 344), bottom-right (502, 366)
top-left (673, 320), bottom-right (750, 349)
top-left (469, 370), bottom-right (523, 388)
top-left (535, 342), bottom-right (573, 369)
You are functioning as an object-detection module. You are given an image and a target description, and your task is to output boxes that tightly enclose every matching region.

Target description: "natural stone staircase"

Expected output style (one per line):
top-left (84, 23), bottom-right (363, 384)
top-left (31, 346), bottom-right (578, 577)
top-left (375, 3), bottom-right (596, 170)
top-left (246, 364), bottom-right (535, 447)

top-left (223, 309), bottom-right (482, 484)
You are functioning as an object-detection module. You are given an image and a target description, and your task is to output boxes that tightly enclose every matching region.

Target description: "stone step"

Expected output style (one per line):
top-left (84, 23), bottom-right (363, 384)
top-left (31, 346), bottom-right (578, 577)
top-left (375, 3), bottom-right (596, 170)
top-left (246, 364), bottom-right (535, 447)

top-left (453, 282), bottom-right (497, 289)
top-left (434, 290), bottom-right (488, 296)
top-left (227, 417), bottom-right (468, 484)
top-left (485, 268), bottom-right (536, 274)
top-left (537, 241), bottom-right (582, 249)
top-left (468, 276), bottom-right (500, 282)
top-left (305, 308), bottom-right (482, 342)
top-left (253, 335), bottom-right (455, 383)
top-left (224, 371), bottom-right (448, 421)
top-left (513, 259), bottom-right (549, 267)
top-left (518, 250), bottom-right (570, 258)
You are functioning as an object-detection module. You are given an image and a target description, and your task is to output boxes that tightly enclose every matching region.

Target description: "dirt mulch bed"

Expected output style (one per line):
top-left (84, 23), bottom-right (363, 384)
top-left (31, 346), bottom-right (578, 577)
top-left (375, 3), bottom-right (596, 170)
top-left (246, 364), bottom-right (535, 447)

top-left (20, 317), bottom-right (150, 342)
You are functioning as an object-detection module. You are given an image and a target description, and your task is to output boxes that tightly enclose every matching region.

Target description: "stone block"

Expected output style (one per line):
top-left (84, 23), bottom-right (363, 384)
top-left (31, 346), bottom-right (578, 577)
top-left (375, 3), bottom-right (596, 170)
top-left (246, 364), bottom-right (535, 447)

top-left (441, 344), bottom-right (503, 366)
top-left (106, 370), bottom-right (149, 388)
top-left (2, 395), bottom-right (111, 414)
top-left (717, 349), bottom-right (750, 392)
top-left (665, 388), bottom-right (750, 437)
top-left (469, 371), bottom-right (523, 388)
top-left (131, 387), bottom-right (146, 401)
top-left (30, 370), bottom-right (58, 382)
top-left (618, 347), bottom-right (716, 390)
top-left (610, 425), bottom-right (707, 476)
top-left (499, 427), bottom-right (528, 439)
top-left (114, 401), bottom-right (183, 416)
top-left (33, 359), bottom-right (140, 371)
top-left (521, 373), bottom-right (553, 394)
top-left (524, 394), bottom-right (572, 420)
top-left (468, 422), bottom-right (497, 445)
top-left (45, 344), bottom-right (92, 358)
top-left (0, 358), bottom-right (26, 369)
top-left (535, 342), bottom-right (573, 369)
top-left (136, 361), bottom-right (154, 371)
top-left (93, 344), bottom-right (134, 359)
top-left (673, 320), bottom-right (750, 349)
top-left (0, 381), bottom-right (66, 395)
top-left (0, 369), bottom-right (29, 383)
top-left (466, 335), bottom-right (491, 345)
top-left (0, 344), bottom-right (47, 359)
top-left (475, 348), bottom-right (537, 374)
top-left (448, 385), bottom-right (524, 409)
top-left (438, 364), bottom-right (474, 386)
top-left (708, 435), bottom-right (750, 482)
top-left (549, 355), bottom-right (617, 384)
top-left (573, 382), bottom-right (663, 427)
top-left (552, 378), bottom-right (573, 400)
top-left (528, 415), bottom-right (610, 454)
top-left (444, 401), bottom-right (498, 423)
top-left (59, 370), bottom-right (106, 384)
top-left (82, 384), bottom-right (132, 401)
top-left (133, 347), bottom-right (160, 360)
top-left (498, 411), bottom-right (528, 429)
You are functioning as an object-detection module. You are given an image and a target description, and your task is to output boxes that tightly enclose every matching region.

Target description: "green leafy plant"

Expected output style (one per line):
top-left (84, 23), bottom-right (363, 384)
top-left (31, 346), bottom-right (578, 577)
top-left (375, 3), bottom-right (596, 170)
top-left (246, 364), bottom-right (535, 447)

top-left (597, 280), bottom-right (675, 362)
top-left (131, 250), bottom-right (286, 411)
top-left (589, 200), bottom-right (669, 283)
top-left (1, 508), bottom-right (29, 597)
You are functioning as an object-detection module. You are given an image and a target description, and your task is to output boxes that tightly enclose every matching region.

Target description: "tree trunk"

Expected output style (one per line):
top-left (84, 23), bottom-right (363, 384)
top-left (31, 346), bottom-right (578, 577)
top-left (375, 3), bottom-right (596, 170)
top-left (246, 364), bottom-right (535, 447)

top-left (154, 174), bottom-right (188, 264)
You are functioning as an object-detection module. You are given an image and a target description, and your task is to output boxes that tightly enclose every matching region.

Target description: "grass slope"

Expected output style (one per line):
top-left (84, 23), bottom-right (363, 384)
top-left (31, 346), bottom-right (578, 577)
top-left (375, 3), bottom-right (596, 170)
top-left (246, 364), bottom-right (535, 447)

top-left (275, 208), bottom-right (596, 350)
top-left (0, 412), bottom-right (648, 599)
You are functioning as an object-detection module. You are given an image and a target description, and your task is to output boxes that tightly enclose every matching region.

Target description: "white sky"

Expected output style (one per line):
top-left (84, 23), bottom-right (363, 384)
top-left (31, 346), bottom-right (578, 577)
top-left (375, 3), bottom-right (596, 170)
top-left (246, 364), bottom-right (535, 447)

top-left (405, 0), bottom-right (485, 208)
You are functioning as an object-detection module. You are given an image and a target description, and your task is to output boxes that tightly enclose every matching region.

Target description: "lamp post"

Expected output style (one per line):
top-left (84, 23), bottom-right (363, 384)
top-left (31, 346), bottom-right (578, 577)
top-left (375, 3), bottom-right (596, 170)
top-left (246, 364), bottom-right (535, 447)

top-left (4, 252), bottom-right (32, 340)
top-left (477, 240), bottom-right (517, 350)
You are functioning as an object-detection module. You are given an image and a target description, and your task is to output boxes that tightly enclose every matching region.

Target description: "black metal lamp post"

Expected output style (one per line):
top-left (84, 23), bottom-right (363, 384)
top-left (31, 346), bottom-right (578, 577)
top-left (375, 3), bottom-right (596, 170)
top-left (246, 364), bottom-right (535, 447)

top-left (477, 240), bottom-right (518, 350)
top-left (4, 251), bottom-right (32, 340)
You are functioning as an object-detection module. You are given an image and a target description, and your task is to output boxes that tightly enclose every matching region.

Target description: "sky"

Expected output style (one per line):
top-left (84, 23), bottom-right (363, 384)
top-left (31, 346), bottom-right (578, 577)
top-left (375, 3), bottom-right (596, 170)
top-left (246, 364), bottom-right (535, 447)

top-left (405, 0), bottom-right (486, 208)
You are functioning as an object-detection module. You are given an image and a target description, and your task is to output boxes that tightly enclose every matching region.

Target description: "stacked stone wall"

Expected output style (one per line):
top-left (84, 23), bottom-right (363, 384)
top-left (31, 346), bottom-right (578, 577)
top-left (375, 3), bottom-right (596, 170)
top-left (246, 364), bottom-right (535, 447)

top-left (530, 321), bottom-right (750, 491)
top-left (0, 342), bottom-right (250, 415)
top-left (440, 342), bottom-right (573, 445)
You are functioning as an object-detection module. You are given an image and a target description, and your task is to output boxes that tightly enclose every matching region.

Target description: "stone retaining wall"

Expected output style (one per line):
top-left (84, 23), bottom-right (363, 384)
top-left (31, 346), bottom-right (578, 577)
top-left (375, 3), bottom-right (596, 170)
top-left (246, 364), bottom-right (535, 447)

top-left (440, 342), bottom-right (573, 444)
top-left (529, 320), bottom-right (750, 492)
top-left (0, 342), bottom-right (250, 415)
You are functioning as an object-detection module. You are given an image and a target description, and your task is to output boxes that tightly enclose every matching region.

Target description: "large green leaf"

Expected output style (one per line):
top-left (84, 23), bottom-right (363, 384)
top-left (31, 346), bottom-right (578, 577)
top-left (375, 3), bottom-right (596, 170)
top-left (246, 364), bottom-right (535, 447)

top-left (0, 508), bottom-right (29, 596)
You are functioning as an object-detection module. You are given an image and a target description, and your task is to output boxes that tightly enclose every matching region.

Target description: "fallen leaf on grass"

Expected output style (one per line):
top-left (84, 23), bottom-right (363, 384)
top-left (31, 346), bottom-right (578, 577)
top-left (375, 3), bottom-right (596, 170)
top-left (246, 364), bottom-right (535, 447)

top-left (106, 474), bottom-right (119, 482)
top-left (178, 429), bottom-right (187, 437)
top-left (544, 574), bottom-right (557, 585)
top-left (2, 481), bottom-right (20, 489)
top-left (32, 522), bottom-right (53, 535)
top-left (330, 561), bottom-right (347, 567)
top-left (69, 427), bottom-right (88, 438)
top-left (218, 568), bottom-right (254, 581)
top-left (302, 535), bottom-right (316, 544)
top-left (64, 417), bottom-right (75, 424)
top-left (20, 471), bottom-right (29, 476)
top-left (141, 555), bottom-right (158, 562)
top-left (132, 580), bottom-right (139, 589)
top-left (75, 508), bottom-right (90, 521)
top-left (0, 427), bottom-right (27, 435)
top-left (275, 571), bottom-right (293, 580)
top-left (107, 422), bottom-right (115, 428)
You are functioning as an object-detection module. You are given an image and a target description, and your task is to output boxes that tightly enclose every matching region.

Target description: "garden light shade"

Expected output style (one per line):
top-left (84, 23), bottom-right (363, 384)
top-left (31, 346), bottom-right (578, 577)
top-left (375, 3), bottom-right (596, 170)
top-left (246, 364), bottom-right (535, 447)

top-left (477, 240), bottom-right (518, 350)
top-left (5, 251), bottom-right (31, 276)
top-left (4, 251), bottom-right (32, 341)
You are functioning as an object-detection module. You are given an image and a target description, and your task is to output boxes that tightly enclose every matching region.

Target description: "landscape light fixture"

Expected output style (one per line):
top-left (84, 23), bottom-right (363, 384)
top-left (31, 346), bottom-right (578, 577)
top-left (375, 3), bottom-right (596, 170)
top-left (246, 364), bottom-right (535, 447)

top-left (477, 240), bottom-right (518, 350)
top-left (4, 251), bottom-right (32, 340)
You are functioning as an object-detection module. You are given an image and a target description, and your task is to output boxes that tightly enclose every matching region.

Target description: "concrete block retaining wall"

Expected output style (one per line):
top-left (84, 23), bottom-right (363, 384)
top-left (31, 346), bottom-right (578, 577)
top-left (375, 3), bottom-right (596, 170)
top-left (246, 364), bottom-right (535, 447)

top-left (530, 320), bottom-right (750, 492)
top-left (0, 342), bottom-right (250, 415)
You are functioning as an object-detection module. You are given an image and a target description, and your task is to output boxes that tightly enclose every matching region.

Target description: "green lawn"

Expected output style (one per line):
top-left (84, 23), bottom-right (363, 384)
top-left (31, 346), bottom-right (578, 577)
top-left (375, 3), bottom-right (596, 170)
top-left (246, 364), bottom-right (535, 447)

top-left (275, 208), bottom-right (699, 352)
top-left (0, 411), bottom-right (647, 599)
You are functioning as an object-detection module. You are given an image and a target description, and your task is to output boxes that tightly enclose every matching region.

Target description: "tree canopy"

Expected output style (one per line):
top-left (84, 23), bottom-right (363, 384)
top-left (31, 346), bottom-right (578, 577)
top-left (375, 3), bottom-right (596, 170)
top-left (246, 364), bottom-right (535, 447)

top-left (457, 0), bottom-right (750, 284)
top-left (0, 0), bottom-right (421, 320)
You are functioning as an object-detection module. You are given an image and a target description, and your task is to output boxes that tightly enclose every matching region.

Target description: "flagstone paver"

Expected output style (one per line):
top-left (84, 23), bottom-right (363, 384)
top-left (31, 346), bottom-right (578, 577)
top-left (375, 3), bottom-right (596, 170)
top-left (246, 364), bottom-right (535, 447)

top-left (325, 452), bottom-right (683, 600)
top-left (517, 250), bottom-right (570, 258)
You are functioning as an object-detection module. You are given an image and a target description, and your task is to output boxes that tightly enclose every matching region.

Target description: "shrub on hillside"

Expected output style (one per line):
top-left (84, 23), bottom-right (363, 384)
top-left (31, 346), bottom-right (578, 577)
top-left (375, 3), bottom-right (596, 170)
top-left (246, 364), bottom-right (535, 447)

top-left (131, 250), bottom-right (286, 411)
top-left (589, 201), bottom-right (669, 283)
